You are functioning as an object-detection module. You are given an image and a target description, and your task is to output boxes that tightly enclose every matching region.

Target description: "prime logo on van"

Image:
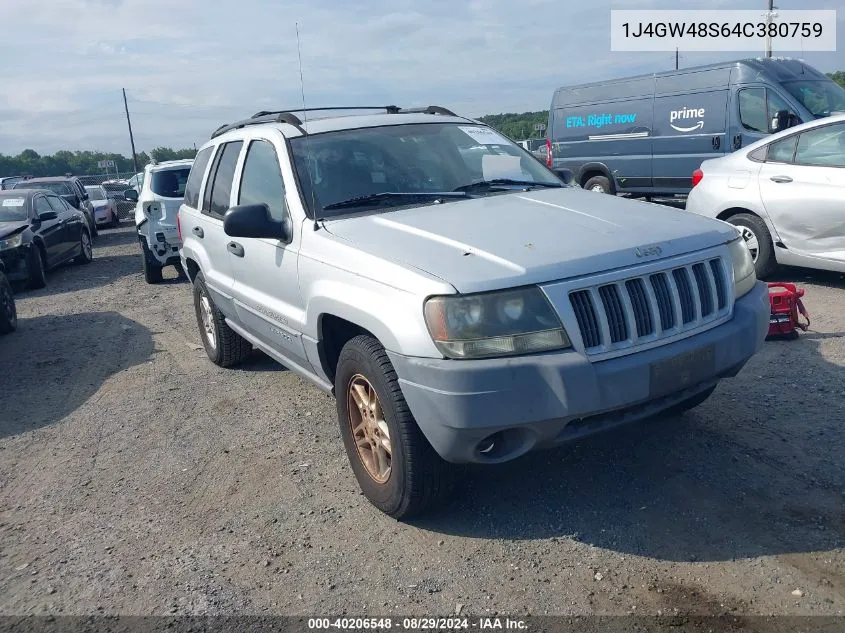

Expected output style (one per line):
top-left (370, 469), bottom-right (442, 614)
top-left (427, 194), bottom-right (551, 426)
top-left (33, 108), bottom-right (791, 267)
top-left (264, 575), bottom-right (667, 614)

top-left (566, 113), bottom-right (638, 129)
top-left (670, 107), bottom-right (705, 133)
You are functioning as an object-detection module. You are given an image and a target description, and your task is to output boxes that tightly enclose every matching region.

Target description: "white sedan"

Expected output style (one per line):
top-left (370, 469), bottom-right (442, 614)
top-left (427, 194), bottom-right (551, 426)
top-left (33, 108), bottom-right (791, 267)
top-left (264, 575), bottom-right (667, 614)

top-left (686, 113), bottom-right (845, 278)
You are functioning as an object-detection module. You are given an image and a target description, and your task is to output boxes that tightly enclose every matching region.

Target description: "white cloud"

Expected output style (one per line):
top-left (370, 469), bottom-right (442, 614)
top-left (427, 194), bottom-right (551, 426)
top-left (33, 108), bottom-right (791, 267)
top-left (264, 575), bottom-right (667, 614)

top-left (0, 0), bottom-right (842, 154)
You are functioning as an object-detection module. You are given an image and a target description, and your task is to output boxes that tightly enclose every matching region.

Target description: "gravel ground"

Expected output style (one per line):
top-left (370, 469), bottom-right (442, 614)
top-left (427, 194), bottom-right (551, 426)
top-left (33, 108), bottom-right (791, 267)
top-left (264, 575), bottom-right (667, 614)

top-left (0, 223), bottom-right (843, 620)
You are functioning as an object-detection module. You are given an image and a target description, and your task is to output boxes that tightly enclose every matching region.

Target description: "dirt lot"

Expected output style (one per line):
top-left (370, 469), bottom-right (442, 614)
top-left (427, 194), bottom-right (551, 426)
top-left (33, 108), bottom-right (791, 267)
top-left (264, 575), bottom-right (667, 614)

top-left (1, 223), bottom-right (844, 619)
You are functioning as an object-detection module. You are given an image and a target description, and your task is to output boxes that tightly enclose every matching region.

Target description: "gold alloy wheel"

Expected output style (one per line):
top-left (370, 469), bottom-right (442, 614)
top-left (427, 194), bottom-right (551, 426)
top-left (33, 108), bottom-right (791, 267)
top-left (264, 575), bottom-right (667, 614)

top-left (347, 374), bottom-right (392, 483)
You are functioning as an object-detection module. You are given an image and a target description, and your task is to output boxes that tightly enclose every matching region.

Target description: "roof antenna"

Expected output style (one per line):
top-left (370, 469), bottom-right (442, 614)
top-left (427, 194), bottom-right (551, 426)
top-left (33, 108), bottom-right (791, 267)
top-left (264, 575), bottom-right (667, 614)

top-left (296, 22), bottom-right (321, 232)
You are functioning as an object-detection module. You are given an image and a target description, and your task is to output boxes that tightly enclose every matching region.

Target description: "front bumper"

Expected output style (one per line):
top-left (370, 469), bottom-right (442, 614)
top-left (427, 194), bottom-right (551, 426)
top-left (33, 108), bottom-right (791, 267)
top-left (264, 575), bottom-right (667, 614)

top-left (389, 281), bottom-right (770, 464)
top-left (0, 245), bottom-right (32, 282)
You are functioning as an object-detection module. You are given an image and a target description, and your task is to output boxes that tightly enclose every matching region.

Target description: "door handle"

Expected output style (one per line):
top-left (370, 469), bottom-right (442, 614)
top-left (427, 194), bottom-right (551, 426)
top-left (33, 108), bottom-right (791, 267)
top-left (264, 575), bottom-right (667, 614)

top-left (770, 175), bottom-right (793, 183)
top-left (712, 136), bottom-right (721, 150)
top-left (227, 241), bottom-right (245, 257)
top-left (732, 134), bottom-right (743, 150)
top-left (192, 226), bottom-right (204, 238)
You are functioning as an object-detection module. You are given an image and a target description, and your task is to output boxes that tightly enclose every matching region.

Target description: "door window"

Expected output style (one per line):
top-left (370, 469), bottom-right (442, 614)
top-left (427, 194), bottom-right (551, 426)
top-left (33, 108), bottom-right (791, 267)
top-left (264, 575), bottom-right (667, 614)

top-left (46, 196), bottom-right (68, 213)
top-left (34, 196), bottom-right (53, 216)
top-left (238, 140), bottom-right (288, 222)
top-left (794, 123), bottom-right (845, 167)
top-left (739, 88), bottom-right (767, 133)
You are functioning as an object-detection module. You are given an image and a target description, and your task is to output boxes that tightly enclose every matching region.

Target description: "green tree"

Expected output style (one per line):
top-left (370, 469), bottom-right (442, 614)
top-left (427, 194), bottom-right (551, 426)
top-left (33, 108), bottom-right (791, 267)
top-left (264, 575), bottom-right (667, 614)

top-left (828, 72), bottom-right (845, 88)
top-left (477, 111), bottom-right (550, 140)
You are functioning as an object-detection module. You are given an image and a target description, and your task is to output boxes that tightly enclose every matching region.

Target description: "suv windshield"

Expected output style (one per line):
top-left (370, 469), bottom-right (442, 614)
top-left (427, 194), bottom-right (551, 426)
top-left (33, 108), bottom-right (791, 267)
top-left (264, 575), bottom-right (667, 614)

top-left (289, 123), bottom-right (561, 217)
top-left (13, 181), bottom-right (71, 195)
top-left (149, 168), bottom-right (190, 198)
top-left (783, 80), bottom-right (845, 118)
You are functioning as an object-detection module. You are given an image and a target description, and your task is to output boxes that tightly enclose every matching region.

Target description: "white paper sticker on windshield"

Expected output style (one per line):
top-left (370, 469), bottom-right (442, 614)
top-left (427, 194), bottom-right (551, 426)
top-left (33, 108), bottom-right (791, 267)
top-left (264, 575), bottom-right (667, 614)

top-left (459, 126), bottom-right (509, 146)
top-left (481, 155), bottom-right (524, 181)
top-left (1, 198), bottom-right (25, 207)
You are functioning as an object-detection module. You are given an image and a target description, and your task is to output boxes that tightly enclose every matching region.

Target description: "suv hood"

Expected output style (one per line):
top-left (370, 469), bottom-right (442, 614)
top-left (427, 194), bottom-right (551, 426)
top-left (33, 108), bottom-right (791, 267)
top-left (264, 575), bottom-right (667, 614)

top-left (323, 187), bottom-right (737, 293)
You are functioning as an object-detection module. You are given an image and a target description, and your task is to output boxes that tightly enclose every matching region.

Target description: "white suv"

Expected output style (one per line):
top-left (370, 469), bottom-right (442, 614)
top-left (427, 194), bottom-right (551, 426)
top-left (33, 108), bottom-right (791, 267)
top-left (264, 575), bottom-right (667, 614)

top-left (179, 106), bottom-right (769, 518)
top-left (125, 159), bottom-right (193, 283)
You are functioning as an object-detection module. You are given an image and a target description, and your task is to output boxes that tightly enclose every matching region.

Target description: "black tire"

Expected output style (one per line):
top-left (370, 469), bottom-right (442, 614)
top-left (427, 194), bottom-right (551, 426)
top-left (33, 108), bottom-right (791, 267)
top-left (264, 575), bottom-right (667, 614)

top-left (90, 216), bottom-right (98, 239)
top-left (335, 335), bottom-right (452, 519)
top-left (140, 239), bottom-right (163, 284)
top-left (727, 213), bottom-right (776, 279)
top-left (111, 212), bottom-right (119, 228)
top-left (27, 245), bottom-right (47, 289)
top-left (193, 271), bottom-right (251, 367)
top-left (584, 175), bottom-right (614, 195)
top-left (0, 273), bottom-right (17, 334)
top-left (75, 229), bottom-right (93, 264)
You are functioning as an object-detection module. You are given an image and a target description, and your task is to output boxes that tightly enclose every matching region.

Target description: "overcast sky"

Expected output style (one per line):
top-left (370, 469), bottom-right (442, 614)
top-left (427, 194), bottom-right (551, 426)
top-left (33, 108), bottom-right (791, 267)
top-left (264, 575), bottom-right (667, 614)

top-left (1, 0), bottom-right (842, 155)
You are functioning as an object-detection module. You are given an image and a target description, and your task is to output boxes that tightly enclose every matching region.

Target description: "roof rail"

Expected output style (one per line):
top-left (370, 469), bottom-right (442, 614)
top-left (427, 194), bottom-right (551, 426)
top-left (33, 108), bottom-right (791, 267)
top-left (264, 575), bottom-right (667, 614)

top-left (210, 104), bottom-right (459, 139)
top-left (394, 106), bottom-right (457, 116)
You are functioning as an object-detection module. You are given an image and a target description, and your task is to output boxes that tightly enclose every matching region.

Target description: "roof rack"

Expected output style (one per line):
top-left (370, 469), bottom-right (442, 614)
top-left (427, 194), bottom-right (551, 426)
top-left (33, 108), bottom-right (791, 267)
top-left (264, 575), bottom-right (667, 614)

top-left (210, 104), bottom-right (460, 139)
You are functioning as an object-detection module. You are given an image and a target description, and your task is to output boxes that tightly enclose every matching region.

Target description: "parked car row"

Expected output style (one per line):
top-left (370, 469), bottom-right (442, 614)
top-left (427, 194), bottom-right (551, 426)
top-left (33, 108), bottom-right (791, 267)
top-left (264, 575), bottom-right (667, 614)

top-left (163, 104), bottom-right (769, 519)
top-left (0, 189), bottom-right (94, 290)
top-left (544, 57), bottom-right (845, 278)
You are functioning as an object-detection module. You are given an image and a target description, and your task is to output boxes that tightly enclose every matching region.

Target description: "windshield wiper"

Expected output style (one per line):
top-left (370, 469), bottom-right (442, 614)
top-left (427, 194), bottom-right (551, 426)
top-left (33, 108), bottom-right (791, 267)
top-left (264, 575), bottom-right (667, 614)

top-left (453, 179), bottom-right (562, 193)
top-left (322, 191), bottom-right (467, 211)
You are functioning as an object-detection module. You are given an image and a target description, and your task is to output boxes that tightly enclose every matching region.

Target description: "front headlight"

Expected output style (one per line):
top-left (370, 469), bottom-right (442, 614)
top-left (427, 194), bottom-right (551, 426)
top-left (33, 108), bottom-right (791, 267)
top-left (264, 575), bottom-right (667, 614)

top-left (728, 236), bottom-right (756, 298)
top-left (424, 286), bottom-right (571, 359)
top-left (0, 233), bottom-right (23, 251)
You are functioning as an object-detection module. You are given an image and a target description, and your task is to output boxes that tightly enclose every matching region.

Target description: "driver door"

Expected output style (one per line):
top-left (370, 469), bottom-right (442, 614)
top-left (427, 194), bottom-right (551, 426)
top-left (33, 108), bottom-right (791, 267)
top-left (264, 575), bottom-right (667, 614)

top-left (224, 134), bottom-right (310, 371)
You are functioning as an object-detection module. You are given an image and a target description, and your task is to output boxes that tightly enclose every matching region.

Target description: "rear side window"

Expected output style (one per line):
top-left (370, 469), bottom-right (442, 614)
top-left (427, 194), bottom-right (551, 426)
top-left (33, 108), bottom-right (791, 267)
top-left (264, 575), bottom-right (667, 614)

top-left (203, 141), bottom-right (243, 218)
top-left (184, 147), bottom-right (214, 208)
top-left (238, 140), bottom-right (288, 222)
top-left (794, 123), bottom-right (845, 167)
top-left (767, 136), bottom-right (798, 163)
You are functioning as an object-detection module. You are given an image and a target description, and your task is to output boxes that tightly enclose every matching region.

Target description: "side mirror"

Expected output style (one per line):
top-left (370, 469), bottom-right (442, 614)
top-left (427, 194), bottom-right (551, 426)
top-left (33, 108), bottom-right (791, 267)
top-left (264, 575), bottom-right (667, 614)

top-left (552, 167), bottom-right (575, 186)
top-left (223, 204), bottom-right (288, 240)
top-left (123, 189), bottom-right (138, 202)
top-left (771, 110), bottom-right (799, 134)
top-left (38, 211), bottom-right (58, 221)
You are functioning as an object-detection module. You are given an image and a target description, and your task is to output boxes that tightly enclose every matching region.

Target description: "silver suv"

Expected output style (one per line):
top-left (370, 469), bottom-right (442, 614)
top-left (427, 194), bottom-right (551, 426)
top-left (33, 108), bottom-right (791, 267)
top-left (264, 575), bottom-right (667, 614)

top-left (179, 106), bottom-right (770, 518)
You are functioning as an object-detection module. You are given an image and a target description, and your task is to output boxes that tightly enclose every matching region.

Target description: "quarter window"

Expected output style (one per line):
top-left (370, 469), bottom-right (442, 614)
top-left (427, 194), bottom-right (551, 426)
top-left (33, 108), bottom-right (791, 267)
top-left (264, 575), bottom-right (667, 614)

top-left (184, 146), bottom-right (214, 208)
top-left (766, 136), bottom-right (798, 163)
top-left (238, 140), bottom-right (288, 222)
top-left (203, 141), bottom-right (243, 217)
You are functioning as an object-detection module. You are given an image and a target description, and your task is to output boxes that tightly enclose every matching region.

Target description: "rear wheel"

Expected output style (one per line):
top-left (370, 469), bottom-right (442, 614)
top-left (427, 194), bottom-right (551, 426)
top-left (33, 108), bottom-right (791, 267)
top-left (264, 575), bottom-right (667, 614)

top-left (0, 273), bottom-right (17, 334)
top-left (335, 335), bottom-right (452, 519)
top-left (584, 175), bottom-right (614, 195)
top-left (193, 271), bottom-right (251, 367)
top-left (727, 213), bottom-right (776, 279)
top-left (75, 230), bottom-right (93, 264)
top-left (27, 245), bottom-right (47, 289)
top-left (140, 239), bottom-right (163, 284)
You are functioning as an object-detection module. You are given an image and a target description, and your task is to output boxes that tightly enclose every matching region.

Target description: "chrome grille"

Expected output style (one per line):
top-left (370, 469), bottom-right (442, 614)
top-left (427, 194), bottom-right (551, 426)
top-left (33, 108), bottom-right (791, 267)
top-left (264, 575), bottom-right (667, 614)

top-left (568, 257), bottom-right (730, 354)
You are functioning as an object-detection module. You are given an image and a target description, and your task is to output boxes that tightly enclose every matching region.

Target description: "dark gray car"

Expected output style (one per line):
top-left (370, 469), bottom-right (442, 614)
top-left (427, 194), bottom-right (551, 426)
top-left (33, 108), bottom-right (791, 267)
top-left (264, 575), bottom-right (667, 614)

top-left (12, 176), bottom-right (98, 238)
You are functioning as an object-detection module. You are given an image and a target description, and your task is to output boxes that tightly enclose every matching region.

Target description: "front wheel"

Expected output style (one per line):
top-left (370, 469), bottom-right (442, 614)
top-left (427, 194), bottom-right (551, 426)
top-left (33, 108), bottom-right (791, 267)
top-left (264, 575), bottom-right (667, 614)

top-left (111, 213), bottom-right (119, 228)
top-left (727, 213), bottom-right (776, 279)
top-left (335, 335), bottom-right (452, 519)
top-left (0, 274), bottom-right (17, 334)
top-left (27, 246), bottom-right (47, 288)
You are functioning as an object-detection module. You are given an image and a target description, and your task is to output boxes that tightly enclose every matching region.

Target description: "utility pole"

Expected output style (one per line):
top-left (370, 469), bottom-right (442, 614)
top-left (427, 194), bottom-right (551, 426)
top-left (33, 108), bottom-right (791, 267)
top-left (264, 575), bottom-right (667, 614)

top-left (764, 0), bottom-right (777, 58)
top-left (122, 88), bottom-right (139, 174)
top-left (675, 48), bottom-right (679, 70)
